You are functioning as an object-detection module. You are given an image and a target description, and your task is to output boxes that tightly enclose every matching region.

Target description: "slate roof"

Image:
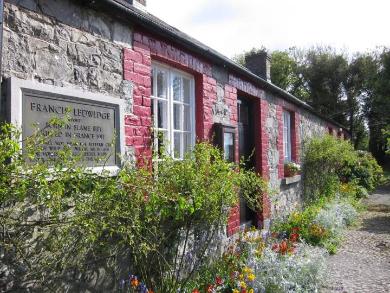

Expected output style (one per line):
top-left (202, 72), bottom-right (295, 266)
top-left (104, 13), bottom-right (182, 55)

top-left (86, 0), bottom-right (349, 131)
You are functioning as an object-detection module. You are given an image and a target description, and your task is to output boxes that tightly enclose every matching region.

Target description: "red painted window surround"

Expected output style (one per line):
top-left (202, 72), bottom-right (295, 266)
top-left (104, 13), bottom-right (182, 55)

top-left (228, 76), bottom-right (271, 230)
top-left (277, 101), bottom-right (301, 179)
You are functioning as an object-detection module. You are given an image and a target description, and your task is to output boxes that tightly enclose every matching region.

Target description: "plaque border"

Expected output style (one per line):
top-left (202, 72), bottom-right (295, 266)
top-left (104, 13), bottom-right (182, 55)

top-left (7, 77), bottom-right (126, 175)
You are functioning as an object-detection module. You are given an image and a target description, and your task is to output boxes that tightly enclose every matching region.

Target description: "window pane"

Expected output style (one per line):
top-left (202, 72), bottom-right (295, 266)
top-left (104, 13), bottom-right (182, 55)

top-left (157, 70), bottom-right (167, 99)
top-left (173, 76), bottom-right (182, 101)
top-left (283, 111), bottom-right (292, 162)
top-left (158, 100), bottom-right (168, 129)
top-left (183, 105), bottom-right (191, 131)
top-left (183, 78), bottom-right (190, 104)
top-left (184, 132), bottom-right (192, 154)
top-left (174, 104), bottom-right (182, 130)
top-left (174, 132), bottom-right (182, 159)
top-left (224, 132), bottom-right (234, 162)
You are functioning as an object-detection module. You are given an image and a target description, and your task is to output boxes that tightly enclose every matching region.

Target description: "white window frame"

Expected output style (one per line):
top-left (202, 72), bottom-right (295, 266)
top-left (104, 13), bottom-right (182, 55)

top-left (283, 110), bottom-right (292, 163)
top-left (151, 62), bottom-right (196, 159)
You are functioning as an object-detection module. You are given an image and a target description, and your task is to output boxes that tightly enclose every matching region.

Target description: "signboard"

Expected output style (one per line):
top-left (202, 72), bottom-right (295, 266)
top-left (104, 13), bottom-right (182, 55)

top-left (8, 78), bottom-right (125, 171)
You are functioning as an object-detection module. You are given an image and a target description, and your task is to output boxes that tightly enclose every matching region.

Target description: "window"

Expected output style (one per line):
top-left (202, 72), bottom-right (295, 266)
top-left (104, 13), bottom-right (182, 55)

top-left (151, 63), bottom-right (195, 159)
top-left (283, 110), bottom-right (292, 162)
top-left (214, 124), bottom-right (236, 163)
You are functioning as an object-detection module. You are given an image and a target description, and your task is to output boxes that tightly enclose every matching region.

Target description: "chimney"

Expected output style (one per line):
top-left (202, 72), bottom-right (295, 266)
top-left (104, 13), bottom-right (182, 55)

top-left (244, 51), bottom-right (271, 82)
top-left (131, 0), bottom-right (146, 11)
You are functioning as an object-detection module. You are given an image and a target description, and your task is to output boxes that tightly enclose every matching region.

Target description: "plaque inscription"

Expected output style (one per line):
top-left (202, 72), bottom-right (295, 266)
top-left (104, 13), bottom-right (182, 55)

top-left (22, 91), bottom-right (119, 167)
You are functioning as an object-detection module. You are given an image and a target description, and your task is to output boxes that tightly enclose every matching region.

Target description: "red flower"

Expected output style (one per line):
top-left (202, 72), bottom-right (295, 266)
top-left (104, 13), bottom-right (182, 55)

top-left (289, 233), bottom-right (299, 242)
top-left (215, 276), bottom-right (223, 286)
top-left (272, 243), bottom-right (280, 252)
top-left (241, 289), bottom-right (247, 293)
top-left (192, 289), bottom-right (200, 293)
top-left (288, 246), bottom-right (296, 254)
top-left (292, 227), bottom-right (300, 233)
top-left (279, 240), bottom-right (288, 255)
top-left (206, 284), bottom-right (214, 293)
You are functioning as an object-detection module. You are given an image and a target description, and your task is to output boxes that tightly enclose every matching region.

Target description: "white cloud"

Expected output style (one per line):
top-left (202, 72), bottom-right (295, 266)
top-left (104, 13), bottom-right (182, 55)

top-left (147, 0), bottom-right (390, 58)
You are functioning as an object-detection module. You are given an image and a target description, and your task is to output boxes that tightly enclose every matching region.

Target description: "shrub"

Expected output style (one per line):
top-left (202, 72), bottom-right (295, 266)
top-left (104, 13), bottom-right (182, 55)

top-left (303, 135), bottom-right (383, 203)
top-left (339, 150), bottom-right (383, 192)
top-left (250, 244), bottom-right (328, 292)
top-left (0, 122), bottom-right (267, 292)
top-left (302, 135), bottom-right (357, 202)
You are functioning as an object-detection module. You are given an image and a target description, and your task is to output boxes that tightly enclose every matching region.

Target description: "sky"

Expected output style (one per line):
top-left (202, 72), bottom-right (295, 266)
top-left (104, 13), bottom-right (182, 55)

top-left (147, 0), bottom-right (390, 59)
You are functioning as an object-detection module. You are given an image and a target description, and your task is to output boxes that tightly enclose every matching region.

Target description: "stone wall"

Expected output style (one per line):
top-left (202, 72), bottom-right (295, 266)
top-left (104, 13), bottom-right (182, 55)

top-left (2, 0), bottom-right (133, 104)
top-left (1, 1), bottom-right (137, 291)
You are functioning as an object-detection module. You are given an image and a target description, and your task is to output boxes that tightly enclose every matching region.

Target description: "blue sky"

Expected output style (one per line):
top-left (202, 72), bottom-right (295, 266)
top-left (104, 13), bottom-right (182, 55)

top-left (147, 0), bottom-right (390, 58)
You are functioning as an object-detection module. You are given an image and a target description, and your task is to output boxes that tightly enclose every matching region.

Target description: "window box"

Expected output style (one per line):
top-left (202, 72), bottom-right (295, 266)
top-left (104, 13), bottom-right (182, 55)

top-left (284, 162), bottom-right (301, 177)
top-left (283, 174), bottom-right (301, 185)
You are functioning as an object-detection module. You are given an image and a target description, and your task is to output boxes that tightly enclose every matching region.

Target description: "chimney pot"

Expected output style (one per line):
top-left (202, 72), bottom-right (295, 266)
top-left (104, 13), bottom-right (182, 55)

top-left (244, 51), bottom-right (271, 82)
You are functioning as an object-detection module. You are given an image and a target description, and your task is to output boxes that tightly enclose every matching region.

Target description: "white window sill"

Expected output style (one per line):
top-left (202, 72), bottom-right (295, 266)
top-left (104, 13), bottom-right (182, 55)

top-left (282, 174), bottom-right (301, 185)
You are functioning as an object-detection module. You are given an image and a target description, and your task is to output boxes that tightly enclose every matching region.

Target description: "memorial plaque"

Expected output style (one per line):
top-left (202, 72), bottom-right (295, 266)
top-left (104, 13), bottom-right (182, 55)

top-left (22, 90), bottom-right (119, 167)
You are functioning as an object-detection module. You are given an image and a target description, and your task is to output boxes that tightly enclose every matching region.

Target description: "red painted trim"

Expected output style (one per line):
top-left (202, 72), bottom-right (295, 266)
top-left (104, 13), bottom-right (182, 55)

top-left (276, 105), bottom-right (284, 179)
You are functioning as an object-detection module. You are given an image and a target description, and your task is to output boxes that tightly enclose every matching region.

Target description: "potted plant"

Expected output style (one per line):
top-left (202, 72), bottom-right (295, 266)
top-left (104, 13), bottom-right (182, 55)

top-left (284, 162), bottom-right (301, 177)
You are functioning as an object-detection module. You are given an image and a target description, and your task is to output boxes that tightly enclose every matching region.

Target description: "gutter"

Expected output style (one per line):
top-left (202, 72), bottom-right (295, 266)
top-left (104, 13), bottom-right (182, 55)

top-left (83, 0), bottom-right (349, 132)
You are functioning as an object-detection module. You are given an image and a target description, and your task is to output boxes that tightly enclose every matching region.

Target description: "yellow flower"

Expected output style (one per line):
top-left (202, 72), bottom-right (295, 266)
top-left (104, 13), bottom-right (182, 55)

top-left (240, 281), bottom-right (247, 289)
top-left (247, 273), bottom-right (256, 281)
top-left (243, 267), bottom-right (252, 274)
top-left (248, 289), bottom-right (254, 293)
top-left (239, 274), bottom-right (244, 280)
top-left (232, 290), bottom-right (239, 293)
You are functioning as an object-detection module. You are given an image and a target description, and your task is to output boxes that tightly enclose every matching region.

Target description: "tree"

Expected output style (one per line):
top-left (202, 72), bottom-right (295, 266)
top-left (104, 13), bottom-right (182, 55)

top-left (270, 49), bottom-right (309, 100)
top-left (363, 49), bottom-right (390, 163)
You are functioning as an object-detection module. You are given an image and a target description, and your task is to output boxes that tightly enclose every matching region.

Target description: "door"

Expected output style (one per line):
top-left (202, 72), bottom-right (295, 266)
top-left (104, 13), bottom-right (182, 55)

top-left (238, 97), bottom-right (257, 227)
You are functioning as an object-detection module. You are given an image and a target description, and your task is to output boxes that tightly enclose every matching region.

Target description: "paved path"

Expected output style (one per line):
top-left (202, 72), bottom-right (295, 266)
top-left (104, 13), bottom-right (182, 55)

top-left (322, 184), bottom-right (390, 293)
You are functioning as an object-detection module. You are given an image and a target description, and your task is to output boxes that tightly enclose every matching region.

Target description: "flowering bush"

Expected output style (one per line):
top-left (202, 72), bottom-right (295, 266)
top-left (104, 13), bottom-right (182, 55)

top-left (272, 197), bottom-right (358, 254)
top-left (189, 228), bottom-right (327, 293)
top-left (249, 244), bottom-right (327, 292)
top-left (119, 274), bottom-right (153, 293)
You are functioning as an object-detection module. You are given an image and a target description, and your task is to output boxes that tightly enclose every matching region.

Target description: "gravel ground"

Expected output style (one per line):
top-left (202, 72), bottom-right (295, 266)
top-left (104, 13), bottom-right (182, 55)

top-left (322, 184), bottom-right (390, 293)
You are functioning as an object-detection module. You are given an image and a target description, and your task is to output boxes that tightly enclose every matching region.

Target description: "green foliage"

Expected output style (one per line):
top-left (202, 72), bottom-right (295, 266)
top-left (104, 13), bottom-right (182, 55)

top-left (364, 49), bottom-right (390, 163)
top-left (0, 122), bottom-right (267, 292)
top-left (302, 135), bottom-right (357, 202)
top-left (339, 151), bottom-right (383, 192)
top-left (271, 197), bottom-right (358, 253)
top-left (383, 127), bottom-right (390, 155)
top-left (303, 135), bottom-right (383, 203)
top-left (239, 168), bottom-right (268, 212)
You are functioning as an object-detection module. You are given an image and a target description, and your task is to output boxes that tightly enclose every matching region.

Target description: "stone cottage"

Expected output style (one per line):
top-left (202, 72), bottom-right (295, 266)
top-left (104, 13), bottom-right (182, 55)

top-left (0, 0), bottom-right (348, 235)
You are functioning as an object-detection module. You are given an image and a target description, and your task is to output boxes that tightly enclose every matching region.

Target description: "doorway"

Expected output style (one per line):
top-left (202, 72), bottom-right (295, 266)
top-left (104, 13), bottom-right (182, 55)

top-left (238, 97), bottom-right (257, 227)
